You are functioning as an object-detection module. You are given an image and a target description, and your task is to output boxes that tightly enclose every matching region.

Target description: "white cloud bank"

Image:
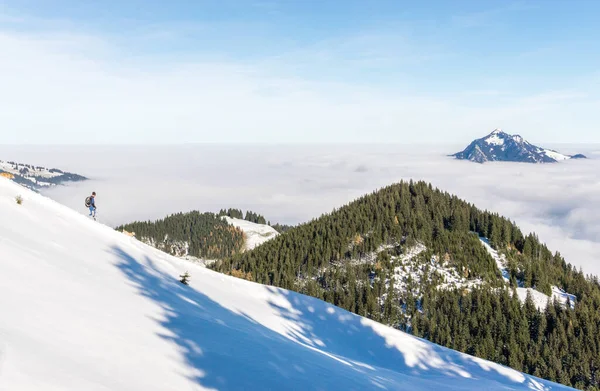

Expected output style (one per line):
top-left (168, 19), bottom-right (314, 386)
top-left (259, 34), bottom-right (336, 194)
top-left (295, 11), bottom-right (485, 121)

top-left (0, 144), bottom-right (598, 277)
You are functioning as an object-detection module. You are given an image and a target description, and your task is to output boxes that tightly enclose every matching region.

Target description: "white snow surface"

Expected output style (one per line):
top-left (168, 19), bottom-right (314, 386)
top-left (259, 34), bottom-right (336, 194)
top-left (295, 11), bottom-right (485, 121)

top-left (484, 133), bottom-right (505, 146)
top-left (516, 288), bottom-right (554, 311)
top-left (517, 287), bottom-right (577, 311)
top-left (0, 178), bottom-right (574, 391)
top-left (543, 149), bottom-right (570, 161)
top-left (551, 286), bottom-right (577, 309)
top-left (222, 216), bottom-right (279, 250)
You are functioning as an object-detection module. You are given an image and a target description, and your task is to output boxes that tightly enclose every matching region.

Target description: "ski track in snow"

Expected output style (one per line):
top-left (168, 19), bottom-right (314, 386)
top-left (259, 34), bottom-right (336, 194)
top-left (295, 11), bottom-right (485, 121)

top-left (0, 177), bottom-right (575, 390)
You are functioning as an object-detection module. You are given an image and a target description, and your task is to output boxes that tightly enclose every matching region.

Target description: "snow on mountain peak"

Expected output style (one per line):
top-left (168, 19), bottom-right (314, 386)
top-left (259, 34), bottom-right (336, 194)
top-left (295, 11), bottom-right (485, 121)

top-left (453, 129), bottom-right (586, 164)
top-left (0, 177), bottom-right (573, 390)
top-left (484, 132), bottom-right (505, 146)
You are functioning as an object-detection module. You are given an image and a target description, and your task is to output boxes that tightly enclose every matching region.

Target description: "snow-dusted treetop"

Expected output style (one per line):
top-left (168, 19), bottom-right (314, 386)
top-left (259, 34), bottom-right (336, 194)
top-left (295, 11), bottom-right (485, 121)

top-left (0, 177), bottom-right (573, 390)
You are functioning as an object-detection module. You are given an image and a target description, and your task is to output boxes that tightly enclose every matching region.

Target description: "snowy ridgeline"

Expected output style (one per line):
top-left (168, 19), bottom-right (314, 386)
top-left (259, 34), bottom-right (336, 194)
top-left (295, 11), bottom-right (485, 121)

top-left (452, 128), bottom-right (586, 164)
top-left (478, 237), bottom-right (576, 310)
top-left (0, 177), bottom-right (573, 390)
top-left (0, 159), bottom-right (86, 190)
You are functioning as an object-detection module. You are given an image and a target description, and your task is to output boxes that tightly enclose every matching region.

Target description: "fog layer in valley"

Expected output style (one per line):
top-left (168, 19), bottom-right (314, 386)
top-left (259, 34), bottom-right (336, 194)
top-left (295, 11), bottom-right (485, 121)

top-left (1, 144), bottom-right (598, 276)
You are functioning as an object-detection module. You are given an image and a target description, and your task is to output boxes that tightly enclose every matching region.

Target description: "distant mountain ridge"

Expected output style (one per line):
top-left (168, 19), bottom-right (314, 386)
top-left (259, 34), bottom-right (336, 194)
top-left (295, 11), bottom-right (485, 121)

top-left (452, 129), bottom-right (587, 163)
top-left (0, 159), bottom-right (87, 190)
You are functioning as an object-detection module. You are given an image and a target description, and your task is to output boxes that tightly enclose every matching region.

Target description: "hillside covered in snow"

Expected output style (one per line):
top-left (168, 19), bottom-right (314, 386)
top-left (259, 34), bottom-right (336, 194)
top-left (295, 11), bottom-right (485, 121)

top-left (0, 159), bottom-right (87, 191)
top-left (0, 178), bottom-right (575, 390)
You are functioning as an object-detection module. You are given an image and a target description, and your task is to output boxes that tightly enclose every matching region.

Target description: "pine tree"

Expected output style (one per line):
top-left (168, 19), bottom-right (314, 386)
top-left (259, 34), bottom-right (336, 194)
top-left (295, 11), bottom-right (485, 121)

top-left (179, 271), bottom-right (191, 285)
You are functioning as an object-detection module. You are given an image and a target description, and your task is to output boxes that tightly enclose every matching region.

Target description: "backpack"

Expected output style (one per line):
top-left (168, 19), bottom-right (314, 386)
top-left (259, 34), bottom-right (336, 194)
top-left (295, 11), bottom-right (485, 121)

top-left (85, 196), bottom-right (92, 207)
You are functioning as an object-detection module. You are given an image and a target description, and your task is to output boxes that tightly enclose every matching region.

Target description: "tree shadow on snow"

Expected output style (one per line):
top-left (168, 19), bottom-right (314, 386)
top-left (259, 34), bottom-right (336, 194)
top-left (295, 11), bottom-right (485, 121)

top-left (111, 246), bottom-right (565, 391)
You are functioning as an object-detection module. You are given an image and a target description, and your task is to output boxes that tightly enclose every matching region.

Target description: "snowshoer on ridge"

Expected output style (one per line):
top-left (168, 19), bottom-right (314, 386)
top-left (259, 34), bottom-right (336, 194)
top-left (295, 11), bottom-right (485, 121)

top-left (85, 192), bottom-right (97, 219)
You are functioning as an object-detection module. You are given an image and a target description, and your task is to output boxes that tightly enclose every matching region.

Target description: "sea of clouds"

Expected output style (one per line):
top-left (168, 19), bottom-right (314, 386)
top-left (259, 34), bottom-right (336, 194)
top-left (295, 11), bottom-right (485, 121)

top-left (1, 144), bottom-right (598, 277)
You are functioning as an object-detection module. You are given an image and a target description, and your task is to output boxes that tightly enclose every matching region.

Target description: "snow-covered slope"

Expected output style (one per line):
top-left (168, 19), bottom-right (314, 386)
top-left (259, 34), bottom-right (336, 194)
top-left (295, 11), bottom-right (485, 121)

top-left (515, 287), bottom-right (577, 311)
top-left (222, 216), bottom-right (279, 250)
top-left (452, 129), bottom-right (587, 163)
top-left (0, 178), bottom-right (573, 390)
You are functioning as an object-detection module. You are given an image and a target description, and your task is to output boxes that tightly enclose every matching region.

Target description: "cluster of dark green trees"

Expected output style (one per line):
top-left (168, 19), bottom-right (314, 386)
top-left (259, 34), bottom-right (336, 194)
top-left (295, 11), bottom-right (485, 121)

top-left (212, 180), bottom-right (600, 390)
top-left (411, 287), bottom-right (599, 390)
top-left (118, 208), bottom-right (293, 259)
top-left (216, 208), bottom-right (294, 232)
top-left (117, 211), bottom-right (245, 259)
top-left (218, 208), bottom-right (267, 224)
top-left (271, 223), bottom-right (294, 233)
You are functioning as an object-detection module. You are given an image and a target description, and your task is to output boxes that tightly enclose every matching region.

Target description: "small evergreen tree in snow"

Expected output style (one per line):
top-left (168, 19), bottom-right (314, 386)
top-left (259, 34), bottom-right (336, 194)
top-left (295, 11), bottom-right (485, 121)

top-left (179, 271), bottom-right (190, 285)
top-left (15, 195), bottom-right (23, 205)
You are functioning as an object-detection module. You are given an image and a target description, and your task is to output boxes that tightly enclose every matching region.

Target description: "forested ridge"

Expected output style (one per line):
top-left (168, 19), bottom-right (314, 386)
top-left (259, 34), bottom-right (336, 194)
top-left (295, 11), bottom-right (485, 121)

top-left (116, 211), bottom-right (245, 259)
top-left (217, 208), bottom-right (267, 224)
top-left (213, 180), bottom-right (600, 390)
top-left (217, 208), bottom-right (294, 233)
top-left (117, 208), bottom-right (288, 259)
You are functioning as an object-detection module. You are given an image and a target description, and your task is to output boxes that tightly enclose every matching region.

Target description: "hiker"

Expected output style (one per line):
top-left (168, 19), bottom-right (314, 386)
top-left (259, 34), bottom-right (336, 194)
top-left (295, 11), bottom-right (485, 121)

top-left (85, 192), bottom-right (97, 219)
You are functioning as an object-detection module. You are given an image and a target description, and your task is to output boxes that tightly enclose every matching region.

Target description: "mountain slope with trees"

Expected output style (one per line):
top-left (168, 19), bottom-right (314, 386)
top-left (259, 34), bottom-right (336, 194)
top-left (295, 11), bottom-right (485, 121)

top-left (0, 159), bottom-right (87, 191)
top-left (0, 176), bottom-right (572, 391)
top-left (117, 209), bottom-right (288, 260)
top-left (213, 180), bottom-right (600, 390)
top-left (116, 211), bottom-right (245, 260)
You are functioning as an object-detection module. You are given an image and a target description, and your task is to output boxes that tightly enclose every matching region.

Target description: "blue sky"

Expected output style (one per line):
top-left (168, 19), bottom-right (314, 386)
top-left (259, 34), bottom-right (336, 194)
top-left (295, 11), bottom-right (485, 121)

top-left (1, 0), bottom-right (599, 144)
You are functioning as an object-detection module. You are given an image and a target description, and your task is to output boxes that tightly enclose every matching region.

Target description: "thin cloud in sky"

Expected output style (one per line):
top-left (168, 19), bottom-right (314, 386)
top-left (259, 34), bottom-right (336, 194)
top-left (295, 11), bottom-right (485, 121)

top-left (0, 4), bottom-right (599, 144)
top-left (451, 3), bottom-right (538, 29)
